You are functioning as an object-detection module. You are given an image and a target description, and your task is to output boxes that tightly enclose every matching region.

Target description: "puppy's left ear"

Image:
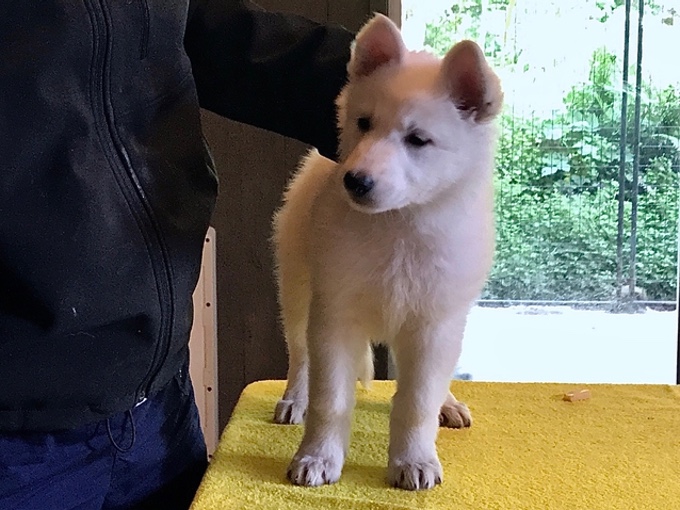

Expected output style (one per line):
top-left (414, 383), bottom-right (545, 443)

top-left (440, 40), bottom-right (503, 122)
top-left (349, 14), bottom-right (406, 78)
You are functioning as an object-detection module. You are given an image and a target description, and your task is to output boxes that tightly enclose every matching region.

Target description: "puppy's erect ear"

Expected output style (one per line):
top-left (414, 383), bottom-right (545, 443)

top-left (440, 40), bottom-right (503, 122)
top-left (348, 14), bottom-right (405, 78)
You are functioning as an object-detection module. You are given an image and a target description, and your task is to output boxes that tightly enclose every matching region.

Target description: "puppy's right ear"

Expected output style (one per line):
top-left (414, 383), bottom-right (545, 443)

top-left (348, 14), bottom-right (405, 78)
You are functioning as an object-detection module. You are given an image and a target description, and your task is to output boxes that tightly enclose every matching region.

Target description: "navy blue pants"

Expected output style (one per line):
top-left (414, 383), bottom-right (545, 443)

top-left (0, 366), bottom-right (208, 510)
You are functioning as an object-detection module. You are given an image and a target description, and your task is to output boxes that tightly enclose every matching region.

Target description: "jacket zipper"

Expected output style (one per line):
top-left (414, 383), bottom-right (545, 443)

top-left (87, 0), bottom-right (174, 404)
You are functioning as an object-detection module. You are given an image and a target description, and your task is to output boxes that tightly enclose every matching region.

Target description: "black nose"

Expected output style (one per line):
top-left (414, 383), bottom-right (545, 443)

top-left (343, 171), bottom-right (374, 198)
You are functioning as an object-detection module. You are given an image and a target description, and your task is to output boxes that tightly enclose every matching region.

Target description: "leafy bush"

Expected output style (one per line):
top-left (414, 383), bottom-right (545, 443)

top-left (634, 156), bottom-right (679, 300)
top-left (484, 52), bottom-right (678, 301)
top-left (483, 92), bottom-right (678, 301)
top-left (485, 153), bottom-right (677, 301)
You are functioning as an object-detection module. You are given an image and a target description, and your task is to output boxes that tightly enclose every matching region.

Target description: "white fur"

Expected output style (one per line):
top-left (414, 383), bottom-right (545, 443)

top-left (272, 14), bottom-right (503, 490)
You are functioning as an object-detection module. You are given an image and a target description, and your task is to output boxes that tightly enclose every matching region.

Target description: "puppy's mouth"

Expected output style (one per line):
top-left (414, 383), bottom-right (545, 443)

top-left (346, 194), bottom-right (379, 213)
top-left (344, 189), bottom-right (401, 215)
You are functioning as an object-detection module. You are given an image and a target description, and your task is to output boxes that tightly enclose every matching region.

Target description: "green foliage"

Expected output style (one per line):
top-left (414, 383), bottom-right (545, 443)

top-left (423, 0), bottom-right (515, 64)
top-left (634, 156), bottom-right (679, 299)
top-left (485, 50), bottom-right (679, 301)
top-left (423, 1), bottom-right (481, 57)
top-left (485, 150), bottom-right (678, 301)
top-left (484, 173), bottom-right (621, 301)
top-left (595, 0), bottom-right (666, 22)
top-left (423, 4), bottom-right (679, 302)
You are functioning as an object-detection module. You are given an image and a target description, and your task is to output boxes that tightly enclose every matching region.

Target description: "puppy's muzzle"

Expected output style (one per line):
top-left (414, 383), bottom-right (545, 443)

top-left (343, 171), bottom-right (374, 200)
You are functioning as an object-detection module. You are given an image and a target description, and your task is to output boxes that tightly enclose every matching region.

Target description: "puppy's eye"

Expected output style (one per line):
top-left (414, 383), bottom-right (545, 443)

top-left (357, 116), bottom-right (372, 133)
top-left (405, 132), bottom-right (432, 148)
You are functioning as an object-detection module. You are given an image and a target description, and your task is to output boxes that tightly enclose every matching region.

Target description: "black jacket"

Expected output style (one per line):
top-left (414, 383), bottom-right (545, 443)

top-left (0, 0), bottom-right (352, 431)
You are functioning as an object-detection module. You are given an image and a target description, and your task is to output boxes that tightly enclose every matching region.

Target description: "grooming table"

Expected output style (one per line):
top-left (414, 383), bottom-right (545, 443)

top-left (191, 380), bottom-right (680, 509)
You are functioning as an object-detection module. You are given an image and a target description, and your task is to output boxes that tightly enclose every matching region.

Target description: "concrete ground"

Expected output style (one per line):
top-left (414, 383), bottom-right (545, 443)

top-left (458, 305), bottom-right (678, 384)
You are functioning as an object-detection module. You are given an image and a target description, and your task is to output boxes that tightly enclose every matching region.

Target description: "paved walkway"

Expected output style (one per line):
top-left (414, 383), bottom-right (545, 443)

top-left (459, 305), bottom-right (678, 384)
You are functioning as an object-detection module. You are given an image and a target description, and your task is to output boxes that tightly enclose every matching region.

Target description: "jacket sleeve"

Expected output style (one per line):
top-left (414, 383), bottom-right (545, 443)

top-left (185, 0), bottom-right (355, 160)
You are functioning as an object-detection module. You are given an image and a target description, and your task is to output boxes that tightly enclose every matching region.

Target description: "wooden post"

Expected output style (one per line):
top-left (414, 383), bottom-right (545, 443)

top-left (189, 227), bottom-right (219, 458)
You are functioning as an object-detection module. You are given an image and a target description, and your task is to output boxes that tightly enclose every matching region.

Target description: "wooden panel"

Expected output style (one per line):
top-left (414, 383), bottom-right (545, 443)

top-left (256, 0), bottom-right (326, 21)
top-left (326, 1), bottom-right (395, 35)
top-left (188, 227), bottom-right (219, 458)
top-left (387, 0), bottom-right (401, 26)
top-left (204, 112), bottom-right (304, 426)
top-left (328, 0), bottom-right (371, 30)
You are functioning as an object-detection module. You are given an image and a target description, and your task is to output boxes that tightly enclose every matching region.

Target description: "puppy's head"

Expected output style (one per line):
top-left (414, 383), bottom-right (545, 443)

top-left (336, 14), bottom-right (503, 214)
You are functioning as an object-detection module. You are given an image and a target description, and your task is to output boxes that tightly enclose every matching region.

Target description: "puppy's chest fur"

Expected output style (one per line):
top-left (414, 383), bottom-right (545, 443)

top-left (311, 196), bottom-right (492, 330)
top-left (375, 233), bottom-right (451, 325)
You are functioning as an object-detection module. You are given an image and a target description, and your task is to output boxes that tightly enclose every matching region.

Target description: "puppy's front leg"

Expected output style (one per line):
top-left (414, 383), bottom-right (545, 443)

top-left (387, 318), bottom-right (465, 490)
top-left (287, 298), bottom-right (365, 487)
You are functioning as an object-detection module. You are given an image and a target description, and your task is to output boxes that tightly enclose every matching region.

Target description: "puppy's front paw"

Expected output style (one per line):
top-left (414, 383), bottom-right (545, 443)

top-left (439, 399), bottom-right (472, 429)
top-left (287, 454), bottom-right (343, 487)
top-left (387, 457), bottom-right (443, 490)
top-left (274, 399), bottom-right (307, 424)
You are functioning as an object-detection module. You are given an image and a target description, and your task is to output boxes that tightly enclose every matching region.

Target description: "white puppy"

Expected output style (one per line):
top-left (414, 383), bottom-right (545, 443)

top-left (272, 14), bottom-right (502, 491)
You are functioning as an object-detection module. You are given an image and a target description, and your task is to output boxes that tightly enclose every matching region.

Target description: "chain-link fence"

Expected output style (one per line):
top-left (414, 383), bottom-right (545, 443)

top-left (405, 0), bottom-right (680, 308)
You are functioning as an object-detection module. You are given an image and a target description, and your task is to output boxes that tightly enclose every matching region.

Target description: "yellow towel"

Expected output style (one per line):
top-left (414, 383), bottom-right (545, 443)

top-left (192, 380), bottom-right (680, 510)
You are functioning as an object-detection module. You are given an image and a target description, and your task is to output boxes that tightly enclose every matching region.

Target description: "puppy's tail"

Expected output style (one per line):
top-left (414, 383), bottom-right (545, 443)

top-left (358, 344), bottom-right (375, 388)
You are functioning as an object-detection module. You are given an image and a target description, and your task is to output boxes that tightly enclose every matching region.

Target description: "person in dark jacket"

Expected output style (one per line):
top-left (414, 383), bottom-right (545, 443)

top-left (0, 1), bottom-right (353, 508)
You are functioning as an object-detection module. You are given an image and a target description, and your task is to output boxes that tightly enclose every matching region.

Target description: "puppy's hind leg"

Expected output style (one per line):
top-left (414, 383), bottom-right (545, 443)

top-left (439, 392), bottom-right (472, 429)
top-left (274, 315), bottom-right (309, 424)
top-left (273, 261), bottom-right (311, 425)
